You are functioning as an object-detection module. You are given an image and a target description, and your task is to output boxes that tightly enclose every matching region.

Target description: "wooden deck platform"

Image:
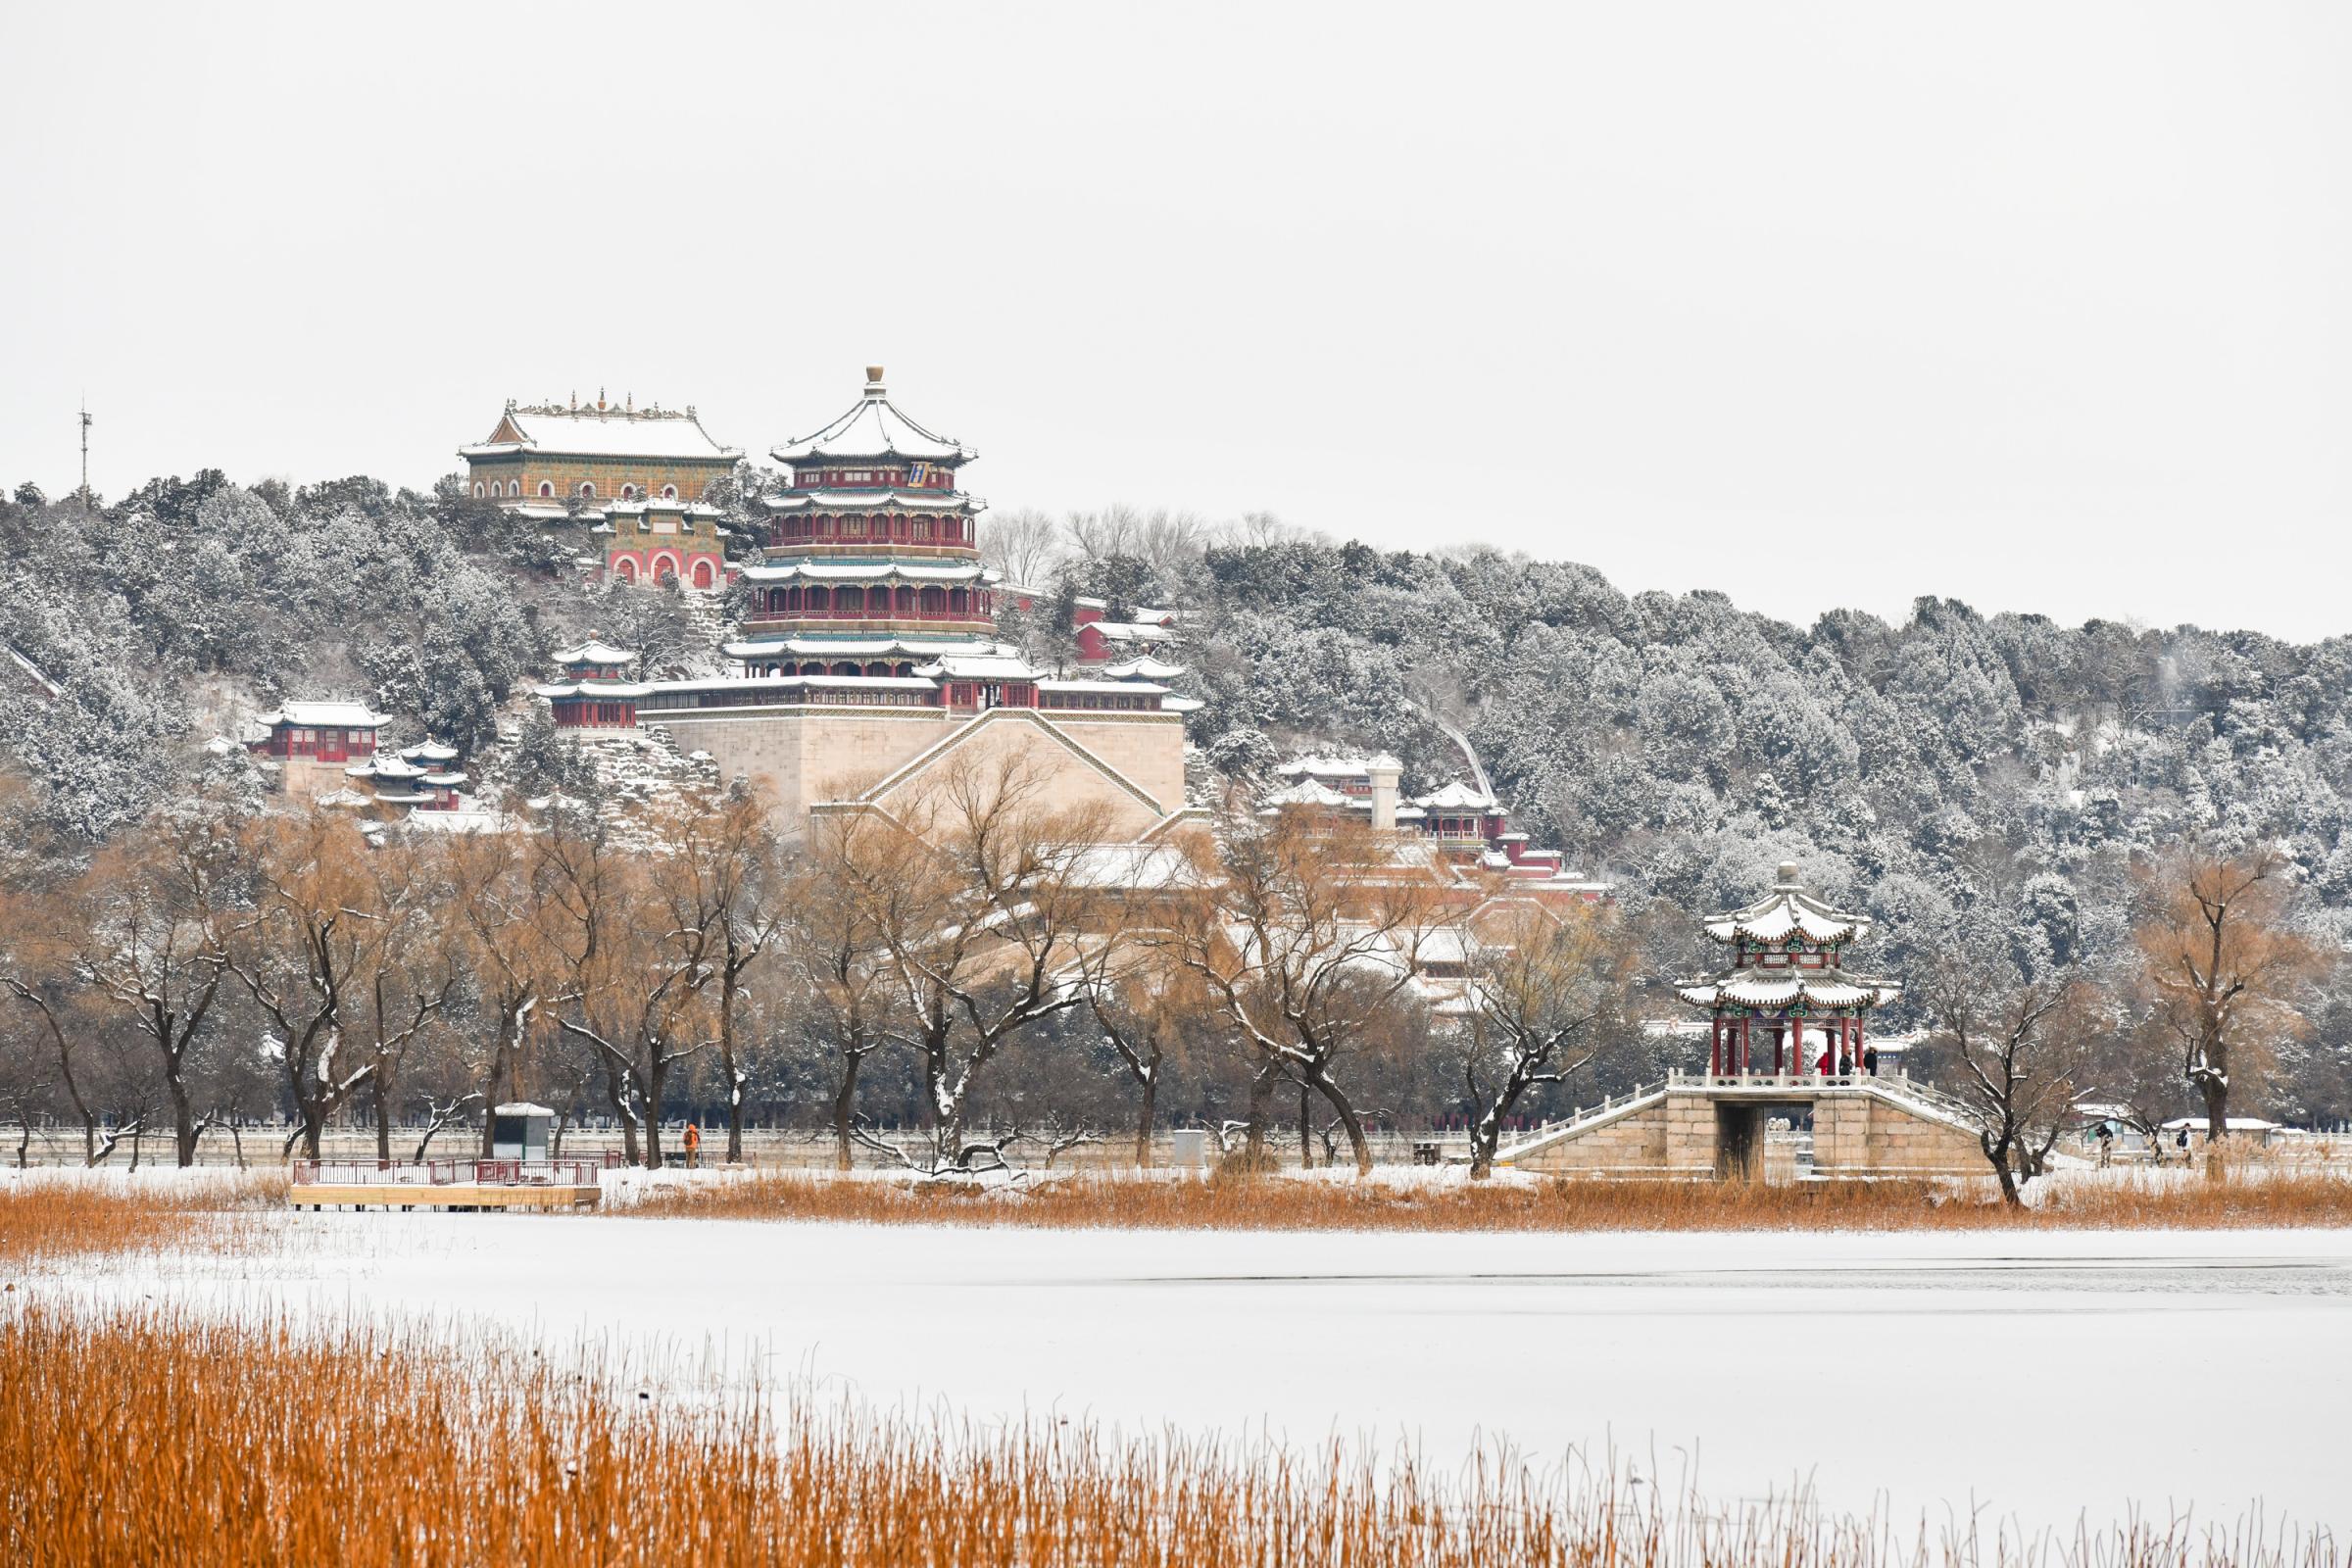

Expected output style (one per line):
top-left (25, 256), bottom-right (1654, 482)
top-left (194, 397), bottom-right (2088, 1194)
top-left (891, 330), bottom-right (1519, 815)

top-left (288, 1183), bottom-right (601, 1211)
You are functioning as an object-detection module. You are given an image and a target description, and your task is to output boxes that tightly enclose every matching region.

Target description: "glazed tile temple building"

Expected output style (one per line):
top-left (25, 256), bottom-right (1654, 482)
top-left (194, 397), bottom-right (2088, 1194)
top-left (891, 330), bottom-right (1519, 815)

top-left (570, 369), bottom-right (1197, 838)
top-left (1265, 754), bottom-right (1609, 904)
top-left (1678, 863), bottom-right (1899, 1076)
top-left (460, 397), bottom-right (738, 587)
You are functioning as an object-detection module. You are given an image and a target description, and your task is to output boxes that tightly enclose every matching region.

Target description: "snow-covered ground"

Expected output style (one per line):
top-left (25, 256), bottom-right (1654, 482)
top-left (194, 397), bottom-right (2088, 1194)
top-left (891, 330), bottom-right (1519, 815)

top-left (34, 1207), bottom-right (2352, 1540)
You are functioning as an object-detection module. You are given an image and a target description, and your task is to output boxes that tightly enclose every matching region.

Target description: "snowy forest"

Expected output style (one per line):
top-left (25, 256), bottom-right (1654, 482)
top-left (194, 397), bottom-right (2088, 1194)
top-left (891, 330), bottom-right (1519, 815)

top-left (0, 472), bottom-right (2348, 1159)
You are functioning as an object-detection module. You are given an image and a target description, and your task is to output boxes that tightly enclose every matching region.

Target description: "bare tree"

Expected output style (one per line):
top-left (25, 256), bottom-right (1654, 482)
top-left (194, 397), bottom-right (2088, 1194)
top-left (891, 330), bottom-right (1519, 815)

top-left (839, 753), bottom-right (1109, 1171)
top-left (2135, 848), bottom-right (2320, 1152)
top-left (542, 798), bottom-right (735, 1170)
top-left (1450, 900), bottom-right (1626, 1179)
top-left (978, 507), bottom-right (1068, 589)
top-left (1919, 953), bottom-right (2094, 1203)
top-left (1077, 931), bottom-right (1201, 1168)
top-left (1171, 810), bottom-right (1440, 1175)
top-left (701, 790), bottom-right (784, 1164)
top-left (355, 842), bottom-right (464, 1161)
top-left (72, 810), bottom-right (236, 1166)
top-left (445, 830), bottom-right (552, 1154)
top-left (780, 812), bottom-right (905, 1171)
top-left (227, 811), bottom-right (387, 1159)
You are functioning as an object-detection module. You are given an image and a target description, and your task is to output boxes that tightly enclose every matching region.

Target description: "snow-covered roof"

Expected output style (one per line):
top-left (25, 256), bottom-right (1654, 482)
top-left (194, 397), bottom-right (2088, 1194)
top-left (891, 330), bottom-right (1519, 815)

top-left (402, 808), bottom-right (516, 836)
top-left (1676, 972), bottom-right (1898, 1011)
top-left (1036, 679), bottom-right (1172, 695)
top-left (348, 756), bottom-right (427, 780)
top-left (314, 786), bottom-right (373, 808)
top-left (606, 500), bottom-right (724, 518)
top-left (771, 368), bottom-right (974, 465)
top-left (914, 655), bottom-right (1042, 681)
top-left (398, 739), bottom-right (461, 762)
top-left (552, 639), bottom-right (640, 667)
top-left (1278, 754), bottom-right (1401, 779)
top-left (1054, 842), bottom-right (1208, 892)
top-left (1089, 621), bottom-right (1181, 645)
top-left (1703, 863), bottom-right (1868, 946)
top-left (740, 560), bottom-right (991, 584)
top-left (1264, 778), bottom-right (1355, 809)
top-left (634, 673), bottom-right (939, 696)
top-left (258, 701), bottom-right (391, 729)
top-left (463, 403), bottom-right (740, 462)
top-left (1074, 598), bottom-right (1176, 624)
top-left (534, 680), bottom-right (651, 699)
top-left (762, 488), bottom-right (977, 513)
top-left (1413, 781), bottom-right (1497, 811)
top-left (2160, 1116), bottom-right (2283, 1132)
top-left (726, 635), bottom-right (1002, 662)
top-left (493, 1102), bottom-right (556, 1117)
top-left (1101, 656), bottom-right (1188, 680)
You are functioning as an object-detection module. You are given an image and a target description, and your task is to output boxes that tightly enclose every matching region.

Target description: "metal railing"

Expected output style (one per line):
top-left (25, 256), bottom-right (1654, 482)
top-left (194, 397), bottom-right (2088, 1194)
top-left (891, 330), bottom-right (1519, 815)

top-left (1507, 1069), bottom-right (1987, 1155)
top-left (291, 1153), bottom-right (621, 1188)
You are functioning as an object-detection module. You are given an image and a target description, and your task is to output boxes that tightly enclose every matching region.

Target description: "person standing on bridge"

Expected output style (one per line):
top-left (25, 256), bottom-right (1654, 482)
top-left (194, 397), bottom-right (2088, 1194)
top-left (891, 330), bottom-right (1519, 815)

top-left (1863, 1045), bottom-right (1879, 1076)
top-left (683, 1122), bottom-right (702, 1169)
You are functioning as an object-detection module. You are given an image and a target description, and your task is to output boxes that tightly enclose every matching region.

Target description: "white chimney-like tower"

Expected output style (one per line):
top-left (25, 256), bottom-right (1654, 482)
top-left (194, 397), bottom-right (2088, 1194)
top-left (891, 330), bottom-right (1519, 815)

top-left (1365, 753), bottom-right (1402, 831)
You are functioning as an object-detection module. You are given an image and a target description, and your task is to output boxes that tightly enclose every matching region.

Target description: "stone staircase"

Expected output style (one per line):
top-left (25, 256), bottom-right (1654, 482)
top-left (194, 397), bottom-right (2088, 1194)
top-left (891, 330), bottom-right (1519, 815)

top-left (1494, 1069), bottom-right (1991, 1176)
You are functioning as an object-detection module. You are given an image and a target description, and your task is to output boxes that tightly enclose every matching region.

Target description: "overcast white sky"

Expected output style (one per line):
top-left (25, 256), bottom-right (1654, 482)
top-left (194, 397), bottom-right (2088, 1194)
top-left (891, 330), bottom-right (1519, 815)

top-left (4, 2), bottom-right (2347, 638)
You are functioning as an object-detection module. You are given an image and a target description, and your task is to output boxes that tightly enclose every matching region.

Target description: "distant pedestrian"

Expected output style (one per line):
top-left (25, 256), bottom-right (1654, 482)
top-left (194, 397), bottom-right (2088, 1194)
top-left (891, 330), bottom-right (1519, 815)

top-left (1862, 1046), bottom-right (1879, 1076)
top-left (2096, 1123), bottom-right (2115, 1168)
top-left (683, 1122), bottom-right (703, 1169)
top-left (1816, 1049), bottom-right (1833, 1076)
top-left (1837, 1051), bottom-right (1853, 1076)
top-left (2176, 1125), bottom-right (2190, 1152)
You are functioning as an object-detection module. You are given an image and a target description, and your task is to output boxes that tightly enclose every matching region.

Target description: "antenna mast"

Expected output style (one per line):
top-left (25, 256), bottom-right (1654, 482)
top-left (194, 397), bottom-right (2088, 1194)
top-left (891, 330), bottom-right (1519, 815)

top-left (78, 399), bottom-right (92, 507)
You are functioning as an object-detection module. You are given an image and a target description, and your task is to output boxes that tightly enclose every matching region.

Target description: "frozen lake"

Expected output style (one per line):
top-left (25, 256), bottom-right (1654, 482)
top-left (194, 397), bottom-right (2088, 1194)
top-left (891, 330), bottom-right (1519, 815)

top-left (74, 1213), bottom-right (2352, 1538)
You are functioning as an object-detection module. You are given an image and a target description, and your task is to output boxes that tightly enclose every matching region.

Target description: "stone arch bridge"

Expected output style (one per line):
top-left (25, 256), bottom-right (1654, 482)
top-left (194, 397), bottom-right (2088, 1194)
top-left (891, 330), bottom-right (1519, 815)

top-left (1496, 1070), bottom-right (1985, 1180)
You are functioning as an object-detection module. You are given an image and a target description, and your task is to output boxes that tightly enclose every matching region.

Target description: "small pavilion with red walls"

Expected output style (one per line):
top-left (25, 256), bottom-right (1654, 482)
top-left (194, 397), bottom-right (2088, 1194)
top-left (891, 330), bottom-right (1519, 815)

top-left (1678, 862), bottom-right (1897, 1078)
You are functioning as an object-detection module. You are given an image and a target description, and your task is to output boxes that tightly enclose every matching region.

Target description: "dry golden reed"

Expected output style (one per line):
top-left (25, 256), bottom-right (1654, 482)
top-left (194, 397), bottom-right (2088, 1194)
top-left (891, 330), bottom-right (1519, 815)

top-left (0, 1172), bottom-right (283, 1264)
top-left (0, 1304), bottom-right (2334, 1568)
top-left (624, 1168), bottom-right (2352, 1233)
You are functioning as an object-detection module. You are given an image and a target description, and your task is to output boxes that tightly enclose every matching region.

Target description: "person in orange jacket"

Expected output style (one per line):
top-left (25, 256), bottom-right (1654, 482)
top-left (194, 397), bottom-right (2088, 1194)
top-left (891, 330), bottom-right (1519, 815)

top-left (683, 1122), bottom-right (702, 1169)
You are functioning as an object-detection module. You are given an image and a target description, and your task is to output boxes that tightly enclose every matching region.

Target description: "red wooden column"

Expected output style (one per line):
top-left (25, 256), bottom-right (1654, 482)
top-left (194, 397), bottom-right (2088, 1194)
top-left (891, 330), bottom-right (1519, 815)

top-left (1709, 1020), bottom-right (1721, 1076)
top-left (1788, 1017), bottom-right (1803, 1078)
top-left (1739, 1016), bottom-right (1751, 1074)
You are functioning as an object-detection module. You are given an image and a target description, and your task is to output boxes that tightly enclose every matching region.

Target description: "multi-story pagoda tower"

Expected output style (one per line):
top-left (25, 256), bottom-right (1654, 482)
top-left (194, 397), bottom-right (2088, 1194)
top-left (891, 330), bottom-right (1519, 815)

top-left (730, 367), bottom-right (1015, 692)
top-left (594, 369), bottom-right (1196, 840)
top-left (1678, 862), bottom-right (1899, 1078)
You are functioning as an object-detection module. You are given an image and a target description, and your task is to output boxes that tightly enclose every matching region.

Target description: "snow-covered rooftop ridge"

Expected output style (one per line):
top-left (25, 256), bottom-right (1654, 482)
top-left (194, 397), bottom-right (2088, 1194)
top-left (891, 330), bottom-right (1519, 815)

top-left (607, 499), bottom-right (723, 517)
top-left (1101, 655), bottom-right (1188, 680)
top-left (552, 639), bottom-right (641, 666)
top-left (1278, 754), bottom-right (1402, 779)
top-left (772, 368), bottom-right (974, 466)
top-left (1264, 777), bottom-right (1355, 808)
top-left (1702, 862), bottom-right (1868, 946)
top-left (724, 633), bottom-right (1001, 660)
top-left (1413, 780), bottom-right (1496, 810)
top-left (258, 700), bottom-right (392, 728)
top-left (1038, 678), bottom-right (1171, 695)
top-left (762, 487), bottom-right (978, 512)
top-left (464, 401), bottom-right (741, 462)
top-left (399, 739), bottom-right (461, 762)
top-left (1089, 621), bottom-right (1181, 645)
top-left (739, 560), bottom-right (991, 584)
top-left (1677, 972), bottom-right (1898, 1011)
top-left (1074, 598), bottom-right (1176, 624)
